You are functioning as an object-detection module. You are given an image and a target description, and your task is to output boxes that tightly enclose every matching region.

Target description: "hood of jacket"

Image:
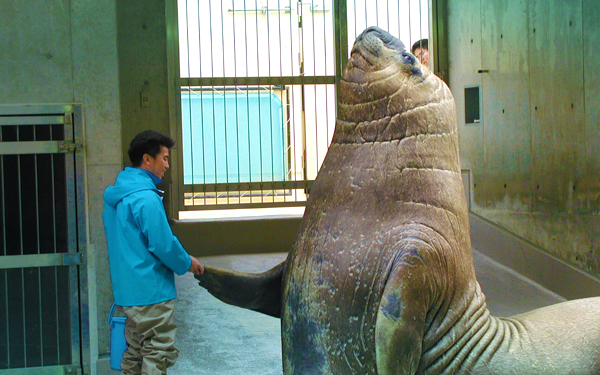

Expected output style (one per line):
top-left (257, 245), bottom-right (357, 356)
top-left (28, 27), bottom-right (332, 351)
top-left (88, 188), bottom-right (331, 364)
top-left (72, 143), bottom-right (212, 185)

top-left (103, 167), bottom-right (160, 207)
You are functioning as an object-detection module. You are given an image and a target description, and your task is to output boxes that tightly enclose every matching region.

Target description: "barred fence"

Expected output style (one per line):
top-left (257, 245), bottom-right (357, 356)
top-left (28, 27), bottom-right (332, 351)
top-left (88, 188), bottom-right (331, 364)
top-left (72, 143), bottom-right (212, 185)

top-left (176, 0), bottom-right (429, 213)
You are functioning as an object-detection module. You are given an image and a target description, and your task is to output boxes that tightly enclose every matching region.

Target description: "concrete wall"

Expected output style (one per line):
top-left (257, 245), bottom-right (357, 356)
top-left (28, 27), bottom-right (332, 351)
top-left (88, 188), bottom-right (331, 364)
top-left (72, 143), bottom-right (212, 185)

top-left (116, 0), bottom-right (178, 213)
top-left (448, 0), bottom-right (600, 277)
top-left (0, 0), bottom-right (122, 369)
top-left (173, 217), bottom-right (301, 257)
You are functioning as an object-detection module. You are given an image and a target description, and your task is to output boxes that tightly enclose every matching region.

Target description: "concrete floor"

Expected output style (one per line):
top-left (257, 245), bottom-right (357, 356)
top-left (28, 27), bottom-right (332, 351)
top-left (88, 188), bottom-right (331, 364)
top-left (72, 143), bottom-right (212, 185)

top-left (170, 253), bottom-right (287, 375)
top-left (167, 250), bottom-right (565, 375)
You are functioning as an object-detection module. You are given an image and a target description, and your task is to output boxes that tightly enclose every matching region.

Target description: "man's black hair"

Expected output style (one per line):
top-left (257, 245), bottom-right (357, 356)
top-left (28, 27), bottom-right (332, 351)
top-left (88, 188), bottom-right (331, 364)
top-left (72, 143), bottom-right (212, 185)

top-left (411, 38), bottom-right (428, 54)
top-left (128, 130), bottom-right (176, 167)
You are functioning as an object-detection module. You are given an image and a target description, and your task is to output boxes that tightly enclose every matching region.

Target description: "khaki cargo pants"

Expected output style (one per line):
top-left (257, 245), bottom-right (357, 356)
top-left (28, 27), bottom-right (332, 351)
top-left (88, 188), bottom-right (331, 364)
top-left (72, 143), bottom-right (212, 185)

top-left (119, 299), bottom-right (179, 375)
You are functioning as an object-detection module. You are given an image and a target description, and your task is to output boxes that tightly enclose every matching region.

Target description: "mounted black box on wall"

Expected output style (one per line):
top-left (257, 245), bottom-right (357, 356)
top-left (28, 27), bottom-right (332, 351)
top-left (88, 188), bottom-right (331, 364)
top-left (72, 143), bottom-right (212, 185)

top-left (465, 86), bottom-right (480, 124)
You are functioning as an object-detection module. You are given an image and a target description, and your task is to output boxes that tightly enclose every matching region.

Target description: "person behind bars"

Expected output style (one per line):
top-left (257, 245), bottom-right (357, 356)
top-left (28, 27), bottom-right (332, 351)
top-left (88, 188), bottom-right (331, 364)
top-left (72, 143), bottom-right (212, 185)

top-left (411, 38), bottom-right (430, 68)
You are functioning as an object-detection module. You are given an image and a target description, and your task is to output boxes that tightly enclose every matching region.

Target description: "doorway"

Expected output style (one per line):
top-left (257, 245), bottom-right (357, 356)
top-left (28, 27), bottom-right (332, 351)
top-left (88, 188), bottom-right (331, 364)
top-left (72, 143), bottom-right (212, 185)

top-left (0, 104), bottom-right (88, 375)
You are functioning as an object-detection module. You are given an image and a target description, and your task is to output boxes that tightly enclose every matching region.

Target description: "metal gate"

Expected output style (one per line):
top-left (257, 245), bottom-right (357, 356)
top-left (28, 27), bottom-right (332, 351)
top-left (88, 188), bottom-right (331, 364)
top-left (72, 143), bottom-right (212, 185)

top-left (175, 0), bottom-right (430, 213)
top-left (0, 105), bottom-right (88, 375)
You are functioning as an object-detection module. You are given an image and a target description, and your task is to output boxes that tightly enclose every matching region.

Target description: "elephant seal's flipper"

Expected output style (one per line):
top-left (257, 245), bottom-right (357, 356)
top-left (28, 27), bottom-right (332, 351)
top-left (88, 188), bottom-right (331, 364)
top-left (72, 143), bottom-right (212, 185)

top-left (375, 238), bottom-right (433, 375)
top-left (195, 261), bottom-right (285, 318)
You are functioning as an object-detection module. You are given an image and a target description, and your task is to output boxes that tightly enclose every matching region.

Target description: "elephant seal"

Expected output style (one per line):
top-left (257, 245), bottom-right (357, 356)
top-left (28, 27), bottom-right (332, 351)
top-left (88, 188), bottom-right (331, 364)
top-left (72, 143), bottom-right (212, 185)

top-left (196, 26), bottom-right (600, 374)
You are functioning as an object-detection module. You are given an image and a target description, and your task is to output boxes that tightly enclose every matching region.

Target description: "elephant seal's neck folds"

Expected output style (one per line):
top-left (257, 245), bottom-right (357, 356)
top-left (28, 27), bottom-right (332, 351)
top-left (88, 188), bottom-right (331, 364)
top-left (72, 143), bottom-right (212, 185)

top-left (334, 62), bottom-right (456, 146)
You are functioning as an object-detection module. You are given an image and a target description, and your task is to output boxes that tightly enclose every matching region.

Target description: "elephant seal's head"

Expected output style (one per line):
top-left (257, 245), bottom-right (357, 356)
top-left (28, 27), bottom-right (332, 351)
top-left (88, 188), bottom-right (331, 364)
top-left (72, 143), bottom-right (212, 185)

top-left (349, 26), bottom-right (423, 78)
top-left (334, 26), bottom-right (455, 145)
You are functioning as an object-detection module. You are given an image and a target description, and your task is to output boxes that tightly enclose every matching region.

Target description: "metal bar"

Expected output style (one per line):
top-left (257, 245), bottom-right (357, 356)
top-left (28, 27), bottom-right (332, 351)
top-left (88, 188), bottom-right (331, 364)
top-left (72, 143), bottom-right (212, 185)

top-left (181, 75), bottom-right (335, 86)
top-left (18, 126), bottom-right (26, 366)
top-left (321, 0), bottom-right (332, 158)
top-left (406, 0), bottom-right (412, 43)
top-left (276, 0), bottom-right (286, 203)
top-left (3, 269), bottom-right (8, 368)
top-left (251, 0), bottom-right (263, 205)
top-left (227, 4), bottom-right (295, 13)
top-left (286, 89), bottom-right (296, 201)
top-left (310, 0), bottom-right (319, 177)
top-left (0, 141), bottom-right (66, 155)
top-left (34, 126), bottom-right (45, 365)
top-left (431, 0), bottom-right (449, 81)
top-left (64, 118), bottom-right (81, 367)
top-left (208, 0), bottom-right (218, 204)
top-left (0, 253), bottom-right (83, 269)
top-left (352, 0), bottom-right (357, 39)
top-left (0, 116), bottom-right (65, 126)
top-left (0, 128), bottom-right (8, 368)
top-left (397, 0), bottom-right (400, 38)
top-left (183, 179), bottom-right (314, 193)
top-left (243, 2), bottom-right (253, 204)
top-left (0, 364), bottom-right (78, 375)
top-left (183, 0), bottom-right (195, 201)
top-left (232, 0), bottom-right (241, 205)
top-left (0, 105), bottom-right (73, 116)
top-left (183, 200), bottom-right (307, 211)
top-left (220, 0), bottom-right (230, 205)
top-left (33, 130), bottom-right (41, 256)
top-left (266, 4), bottom-right (275, 206)
top-left (74, 105), bottom-right (90, 375)
top-left (296, 1), bottom-right (308, 186)
top-left (333, 0), bottom-right (348, 114)
top-left (258, 0), bottom-right (266, 205)
top-left (193, 0), bottom-right (207, 206)
top-left (166, 0), bottom-right (184, 217)
top-left (50, 125), bottom-right (60, 364)
top-left (419, 0), bottom-right (423, 42)
top-left (288, 5), bottom-right (299, 204)
top-left (38, 265), bottom-right (44, 366)
top-left (386, 0), bottom-right (389, 31)
top-left (17, 128), bottom-right (23, 257)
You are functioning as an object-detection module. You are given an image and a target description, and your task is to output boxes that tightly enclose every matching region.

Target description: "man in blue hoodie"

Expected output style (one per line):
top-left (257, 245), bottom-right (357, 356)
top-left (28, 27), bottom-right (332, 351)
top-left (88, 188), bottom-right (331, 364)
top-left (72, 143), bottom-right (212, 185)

top-left (103, 130), bottom-right (204, 375)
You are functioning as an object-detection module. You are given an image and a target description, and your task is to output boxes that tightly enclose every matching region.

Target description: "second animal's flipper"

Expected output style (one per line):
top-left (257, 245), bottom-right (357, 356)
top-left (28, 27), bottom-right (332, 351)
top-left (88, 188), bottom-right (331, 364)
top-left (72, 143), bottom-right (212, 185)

top-left (195, 261), bottom-right (286, 318)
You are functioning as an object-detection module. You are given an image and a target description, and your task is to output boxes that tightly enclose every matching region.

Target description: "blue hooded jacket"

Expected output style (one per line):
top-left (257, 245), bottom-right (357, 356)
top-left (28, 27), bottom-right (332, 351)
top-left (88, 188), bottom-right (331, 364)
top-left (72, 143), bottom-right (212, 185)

top-left (103, 167), bottom-right (192, 306)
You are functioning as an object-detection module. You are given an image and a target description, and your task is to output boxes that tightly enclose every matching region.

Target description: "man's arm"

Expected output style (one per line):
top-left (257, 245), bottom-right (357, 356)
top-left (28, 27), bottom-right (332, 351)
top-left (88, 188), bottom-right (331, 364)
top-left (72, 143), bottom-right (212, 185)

top-left (132, 192), bottom-right (193, 275)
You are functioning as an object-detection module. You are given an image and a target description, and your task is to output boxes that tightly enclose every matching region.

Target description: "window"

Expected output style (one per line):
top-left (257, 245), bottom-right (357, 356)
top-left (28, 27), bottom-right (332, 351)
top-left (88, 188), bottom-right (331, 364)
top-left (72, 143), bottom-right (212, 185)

top-left (182, 88), bottom-right (286, 185)
top-left (175, 0), bottom-right (429, 213)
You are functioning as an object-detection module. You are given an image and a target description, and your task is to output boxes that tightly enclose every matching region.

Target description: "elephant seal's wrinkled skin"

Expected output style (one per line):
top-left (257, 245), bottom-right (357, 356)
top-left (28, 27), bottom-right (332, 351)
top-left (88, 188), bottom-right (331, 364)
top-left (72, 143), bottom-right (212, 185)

top-left (196, 26), bottom-right (600, 374)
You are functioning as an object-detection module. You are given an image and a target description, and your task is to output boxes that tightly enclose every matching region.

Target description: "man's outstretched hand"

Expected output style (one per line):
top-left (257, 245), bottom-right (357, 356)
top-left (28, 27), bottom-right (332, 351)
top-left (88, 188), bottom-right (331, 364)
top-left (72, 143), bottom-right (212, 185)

top-left (188, 256), bottom-right (204, 275)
